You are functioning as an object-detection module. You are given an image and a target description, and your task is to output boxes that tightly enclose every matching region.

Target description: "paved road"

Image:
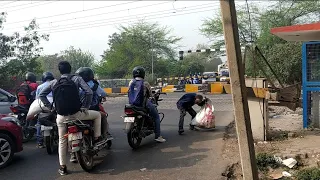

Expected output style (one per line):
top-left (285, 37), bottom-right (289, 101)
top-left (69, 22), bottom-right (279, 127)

top-left (0, 93), bottom-right (234, 180)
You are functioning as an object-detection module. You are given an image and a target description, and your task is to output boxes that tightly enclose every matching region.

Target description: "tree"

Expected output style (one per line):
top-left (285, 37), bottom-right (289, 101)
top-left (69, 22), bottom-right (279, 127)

top-left (200, 0), bottom-right (320, 84)
top-left (37, 54), bottom-right (62, 77)
top-left (61, 46), bottom-right (95, 73)
top-left (0, 12), bottom-right (49, 89)
top-left (95, 20), bottom-right (181, 79)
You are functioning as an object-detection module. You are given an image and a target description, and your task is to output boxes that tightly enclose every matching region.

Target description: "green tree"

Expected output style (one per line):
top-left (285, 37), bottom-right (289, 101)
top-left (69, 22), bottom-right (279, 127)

top-left (37, 54), bottom-right (62, 77)
top-left (200, 0), bottom-right (320, 84)
top-left (96, 20), bottom-right (181, 79)
top-left (0, 13), bottom-right (49, 88)
top-left (62, 46), bottom-right (95, 73)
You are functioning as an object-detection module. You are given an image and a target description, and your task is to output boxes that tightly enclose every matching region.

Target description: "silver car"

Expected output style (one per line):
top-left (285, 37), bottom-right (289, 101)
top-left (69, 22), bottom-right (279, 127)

top-left (0, 88), bottom-right (18, 114)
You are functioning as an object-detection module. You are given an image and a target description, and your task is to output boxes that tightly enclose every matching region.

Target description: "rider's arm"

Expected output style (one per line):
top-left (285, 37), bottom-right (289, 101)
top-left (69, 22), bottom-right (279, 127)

top-left (96, 86), bottom-right (107, 97)
top-left (39, 80), bottom-right (56, 108)
top-left (76, 76), bottom-right (93, 109)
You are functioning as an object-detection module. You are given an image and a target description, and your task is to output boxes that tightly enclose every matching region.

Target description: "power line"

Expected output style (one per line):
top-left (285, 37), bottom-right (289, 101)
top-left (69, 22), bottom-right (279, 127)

top-left (39, 7), bottom-right (219, 34)
top-left (0, 1), bottom-right (44, 11)
top-left (4, 1), bottom-right (140, 25)
top-left (5, 1), bottom-right (58, 13)
top-left (0, 1), bottom-right (18, 8)
top-left (5, 1), bottom-right (172, 30)
top-left (5, 2), bottom-right (216, 32)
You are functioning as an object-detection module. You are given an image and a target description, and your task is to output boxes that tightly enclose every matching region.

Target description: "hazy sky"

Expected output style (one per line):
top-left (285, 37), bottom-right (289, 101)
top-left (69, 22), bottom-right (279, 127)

top-left (1, 1), bottom-right (248, 60)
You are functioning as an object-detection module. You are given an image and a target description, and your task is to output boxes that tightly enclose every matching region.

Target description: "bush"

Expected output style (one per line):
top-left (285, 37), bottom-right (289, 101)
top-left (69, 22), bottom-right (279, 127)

top-left (295, 167), bottom-right (320, 180)
top-left (256, 153), bottom-right (280, 171)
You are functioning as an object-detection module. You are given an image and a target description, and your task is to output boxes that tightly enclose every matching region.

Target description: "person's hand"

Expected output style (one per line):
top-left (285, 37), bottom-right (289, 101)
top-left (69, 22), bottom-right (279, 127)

top-left (80, 108), bottom-right (89, 114)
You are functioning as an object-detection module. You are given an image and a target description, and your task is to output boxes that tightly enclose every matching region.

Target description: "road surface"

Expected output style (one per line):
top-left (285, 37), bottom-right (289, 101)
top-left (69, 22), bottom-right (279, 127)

top-left (0, 93), bottom-right (234, 180)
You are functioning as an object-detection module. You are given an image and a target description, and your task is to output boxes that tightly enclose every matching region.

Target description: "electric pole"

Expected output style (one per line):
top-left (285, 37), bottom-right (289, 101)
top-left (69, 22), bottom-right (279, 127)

top-left (219, 0), bottom-right (259, 179)
top-left (150, 33), bottom-right (154, 83)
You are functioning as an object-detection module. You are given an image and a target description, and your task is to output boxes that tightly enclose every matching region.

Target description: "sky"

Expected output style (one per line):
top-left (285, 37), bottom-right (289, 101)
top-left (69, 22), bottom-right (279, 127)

top-left (0, 1), bottom-right (249, 61)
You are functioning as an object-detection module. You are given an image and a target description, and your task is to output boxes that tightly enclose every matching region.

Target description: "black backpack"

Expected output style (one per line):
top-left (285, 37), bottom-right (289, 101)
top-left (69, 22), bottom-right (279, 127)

top-left (52, 75), bottom-right (81, 116)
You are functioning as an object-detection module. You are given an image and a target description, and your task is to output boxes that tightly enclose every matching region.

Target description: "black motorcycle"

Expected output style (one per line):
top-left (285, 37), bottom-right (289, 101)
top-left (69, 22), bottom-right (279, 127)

top-left (38, 111), bottom-right (58, 154)
top-left (123, 89), bottom-right (166, 149)
top-left (10, 105), bottom-right (36, 143)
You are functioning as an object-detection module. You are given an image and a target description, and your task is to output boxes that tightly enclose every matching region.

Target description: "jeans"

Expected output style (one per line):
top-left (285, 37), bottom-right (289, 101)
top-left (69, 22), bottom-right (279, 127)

top-left (56, 110), bottom-right (101, 166)
top-left (146, 100), bottom-right (161, 138)
top-left (178, 106), bottom-right (197, 130)
top-left (36, 120), bottom-right (43, 145)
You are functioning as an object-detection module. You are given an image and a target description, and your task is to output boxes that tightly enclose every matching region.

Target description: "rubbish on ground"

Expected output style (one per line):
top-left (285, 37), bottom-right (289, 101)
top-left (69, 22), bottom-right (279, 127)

top-left (273, 156), bottom-right (283, 164)
top-left (282, 158), bottom-right (297, 168)
top-left (140, 168), bottom-right (147, 172)
top-left (282, 171), bottom-right (292, 177)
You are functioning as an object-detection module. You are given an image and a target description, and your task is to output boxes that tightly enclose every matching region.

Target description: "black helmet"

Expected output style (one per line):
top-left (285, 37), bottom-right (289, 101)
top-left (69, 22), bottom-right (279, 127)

top-left (25, 72), bottom-right (36, 83)
top-left (132, 66), bottom-right (145, 79)
top-left (75, 67), bottom-right (94, 82)
top-left (42, 72), bottom-right (54, 82)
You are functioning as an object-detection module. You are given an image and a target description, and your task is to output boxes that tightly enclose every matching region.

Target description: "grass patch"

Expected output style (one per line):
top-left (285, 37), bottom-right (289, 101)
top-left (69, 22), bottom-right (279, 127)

top-left (294, 167), bottom-right (320, 180)
top-left (256, 153), bottom-right (280, 172)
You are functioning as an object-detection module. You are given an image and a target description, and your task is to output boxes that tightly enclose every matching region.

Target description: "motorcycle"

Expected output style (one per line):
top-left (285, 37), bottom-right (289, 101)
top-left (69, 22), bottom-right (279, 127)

top-left (37, 110), bottom-right (58, 154)
top-left (123, 89), bottom-right (166, 149)
top-left (64, 117), bottom-right (112, 172)
top-left (9, 105), bottom-right (36, 143)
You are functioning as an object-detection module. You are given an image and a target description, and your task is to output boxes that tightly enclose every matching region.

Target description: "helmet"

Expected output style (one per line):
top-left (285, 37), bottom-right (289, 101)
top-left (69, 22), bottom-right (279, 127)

top-left (25, 72), bottom-right (36, 83)
top-left (75, 67), bottom-right (94, 82)
top-left (42, 72), bottom-right (54, 82)
top-left (132, 66), bottom-right (145, 79)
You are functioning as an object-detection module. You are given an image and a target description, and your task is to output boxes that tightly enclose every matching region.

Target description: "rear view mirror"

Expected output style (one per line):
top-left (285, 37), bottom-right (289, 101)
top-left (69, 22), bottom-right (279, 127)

top-left (9, 96), bottom-right (16, 102)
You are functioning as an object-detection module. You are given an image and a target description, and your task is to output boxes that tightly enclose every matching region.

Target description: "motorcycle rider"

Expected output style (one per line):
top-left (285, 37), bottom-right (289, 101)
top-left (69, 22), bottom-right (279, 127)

top-left (177, 93), bottom-right (204, 135)
top-left (39, 61), bottom-right (102, 176)
top-left (35, 72), bottom-right (55, 148)
top-left (128, 66), bottom-right (166, 143)
top-left (16, 72), bottom-right (39, 108)
top-left (69, 67), bottom-right (112, 163)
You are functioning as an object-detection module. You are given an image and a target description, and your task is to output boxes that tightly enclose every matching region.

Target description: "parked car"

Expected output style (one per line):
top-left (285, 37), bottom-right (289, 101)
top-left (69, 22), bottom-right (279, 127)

top-left (0, 88), bottom-right (18, 114)
top-left (202, 72), bottom-right (218, 84)
top-left (0, 114), bottom-right (23, 169)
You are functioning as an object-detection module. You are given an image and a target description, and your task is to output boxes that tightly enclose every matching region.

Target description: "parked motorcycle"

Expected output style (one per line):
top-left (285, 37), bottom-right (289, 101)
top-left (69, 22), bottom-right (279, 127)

top-left (38, 111), bottom-right (58, 154)
top-left (9, 105), bottom-right (36, 143)
top-left (123, 89), bottom-right (166, 149)
top-left (65, 117), bottom-right (112, 172)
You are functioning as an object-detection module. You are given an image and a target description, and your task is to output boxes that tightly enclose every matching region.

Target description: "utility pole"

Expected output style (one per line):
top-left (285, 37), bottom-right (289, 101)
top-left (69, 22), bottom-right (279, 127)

top-left (150, 33), bottom-right (154, 83)
top-left (219, 1), bottom-right (259, 180)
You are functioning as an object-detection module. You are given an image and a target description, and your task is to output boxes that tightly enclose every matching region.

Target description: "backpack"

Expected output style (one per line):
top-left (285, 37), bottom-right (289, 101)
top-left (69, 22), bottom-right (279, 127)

top-left (16, 82), bottom-right (33, 105)
top-left (52, 75), bottom-right (81, 116)
top-left (128, 79), bottom-right (145, 107)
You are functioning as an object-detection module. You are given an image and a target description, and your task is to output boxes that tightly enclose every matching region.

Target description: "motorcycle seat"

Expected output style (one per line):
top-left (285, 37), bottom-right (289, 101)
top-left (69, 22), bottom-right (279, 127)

top-left (125, 104), bottom-right (147, 113)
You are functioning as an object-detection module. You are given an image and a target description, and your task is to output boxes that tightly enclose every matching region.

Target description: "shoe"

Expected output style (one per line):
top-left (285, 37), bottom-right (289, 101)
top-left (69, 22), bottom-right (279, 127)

top-left (58, 166), bottom-right (68, 176)
top-left (155, 136), bottom-right (166, 143)
top-left (189, 124), bottom-right (195, 130)
top-left (178, 129), bottom-right (184, 135)
top-left (70, 153), bottom-right (77, 163)
top-left (37, 143), bottom-right (44, 149)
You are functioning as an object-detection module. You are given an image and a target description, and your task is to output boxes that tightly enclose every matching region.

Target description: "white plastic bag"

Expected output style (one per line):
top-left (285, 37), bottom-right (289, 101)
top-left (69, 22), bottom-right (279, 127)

top-left (191, 99), bottom-right (215, 129)
top-left (26, 99), bottom-right (51, 120)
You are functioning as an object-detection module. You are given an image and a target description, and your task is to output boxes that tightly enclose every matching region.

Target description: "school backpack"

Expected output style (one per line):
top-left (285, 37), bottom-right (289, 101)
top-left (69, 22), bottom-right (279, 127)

top-left (16, 82), bottom-right (33, 106)
top-left (128, 79), bottom-right (145, 107)
top-left (52, 75), bottom-right (81, 115)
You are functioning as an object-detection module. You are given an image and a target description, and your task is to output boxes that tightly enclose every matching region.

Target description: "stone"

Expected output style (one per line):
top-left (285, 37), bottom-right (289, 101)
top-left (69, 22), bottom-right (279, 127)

top-left (288, 132), bottom-right (298, 138)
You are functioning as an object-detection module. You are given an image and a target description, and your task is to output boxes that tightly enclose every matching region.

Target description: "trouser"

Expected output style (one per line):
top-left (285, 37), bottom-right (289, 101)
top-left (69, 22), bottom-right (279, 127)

top-left (100, 112), bottom-right (109, 136)
top-left (178, 106), bottom-right (197, 130)
top-left (146, 100), bottom-right (161, 139)
top-left (56, 110), bottom-right (101, 166)
top-left (36, 120), bottom-right (43, 144)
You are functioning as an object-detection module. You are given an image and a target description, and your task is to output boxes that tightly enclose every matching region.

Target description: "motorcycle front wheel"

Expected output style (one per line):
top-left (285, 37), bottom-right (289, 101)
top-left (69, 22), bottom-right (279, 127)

top-left (127, 126), bottom-right (142, 149)
top-left (76, 135), bottom-right (94, 172)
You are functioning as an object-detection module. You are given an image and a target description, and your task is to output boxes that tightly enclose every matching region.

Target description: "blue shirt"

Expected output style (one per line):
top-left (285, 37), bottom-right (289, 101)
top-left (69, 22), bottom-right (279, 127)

top-left (80, 80), bottom-right (106, 108)
top-left (177, 93), bottom-right (196, 109)
top-left (36, 81), bottom-right (53, 103)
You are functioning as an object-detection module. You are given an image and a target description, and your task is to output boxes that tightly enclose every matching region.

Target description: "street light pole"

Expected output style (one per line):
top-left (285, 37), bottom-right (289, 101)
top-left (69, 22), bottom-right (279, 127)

top-left (151, 33), bottom-right (154, 83)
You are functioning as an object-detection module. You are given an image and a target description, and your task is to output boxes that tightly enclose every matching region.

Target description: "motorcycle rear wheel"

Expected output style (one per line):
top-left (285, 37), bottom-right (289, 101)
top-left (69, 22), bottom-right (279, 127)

top-left (22, 127), bottom-right (34, 143)
top-left (76, 135), bottom-right (94, 172)
top-left (127, 126), bottom-right (142, 149)
top-left (45, 131), bottom-right (58, 154)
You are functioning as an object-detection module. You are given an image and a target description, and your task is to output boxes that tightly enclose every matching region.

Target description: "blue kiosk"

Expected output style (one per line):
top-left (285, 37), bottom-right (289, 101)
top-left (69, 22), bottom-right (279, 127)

top-left (271, 22), bottom-right (320, 128)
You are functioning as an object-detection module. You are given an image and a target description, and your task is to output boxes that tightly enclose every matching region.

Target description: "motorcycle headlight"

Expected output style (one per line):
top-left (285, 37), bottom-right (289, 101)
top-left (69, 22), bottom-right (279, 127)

top-left (2, 117), bottom-right (21, 126)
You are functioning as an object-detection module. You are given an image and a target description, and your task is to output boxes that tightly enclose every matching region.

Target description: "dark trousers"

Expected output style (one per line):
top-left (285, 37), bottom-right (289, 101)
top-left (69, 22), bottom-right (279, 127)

top-left (178, 106), bottom-right (197, 130)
